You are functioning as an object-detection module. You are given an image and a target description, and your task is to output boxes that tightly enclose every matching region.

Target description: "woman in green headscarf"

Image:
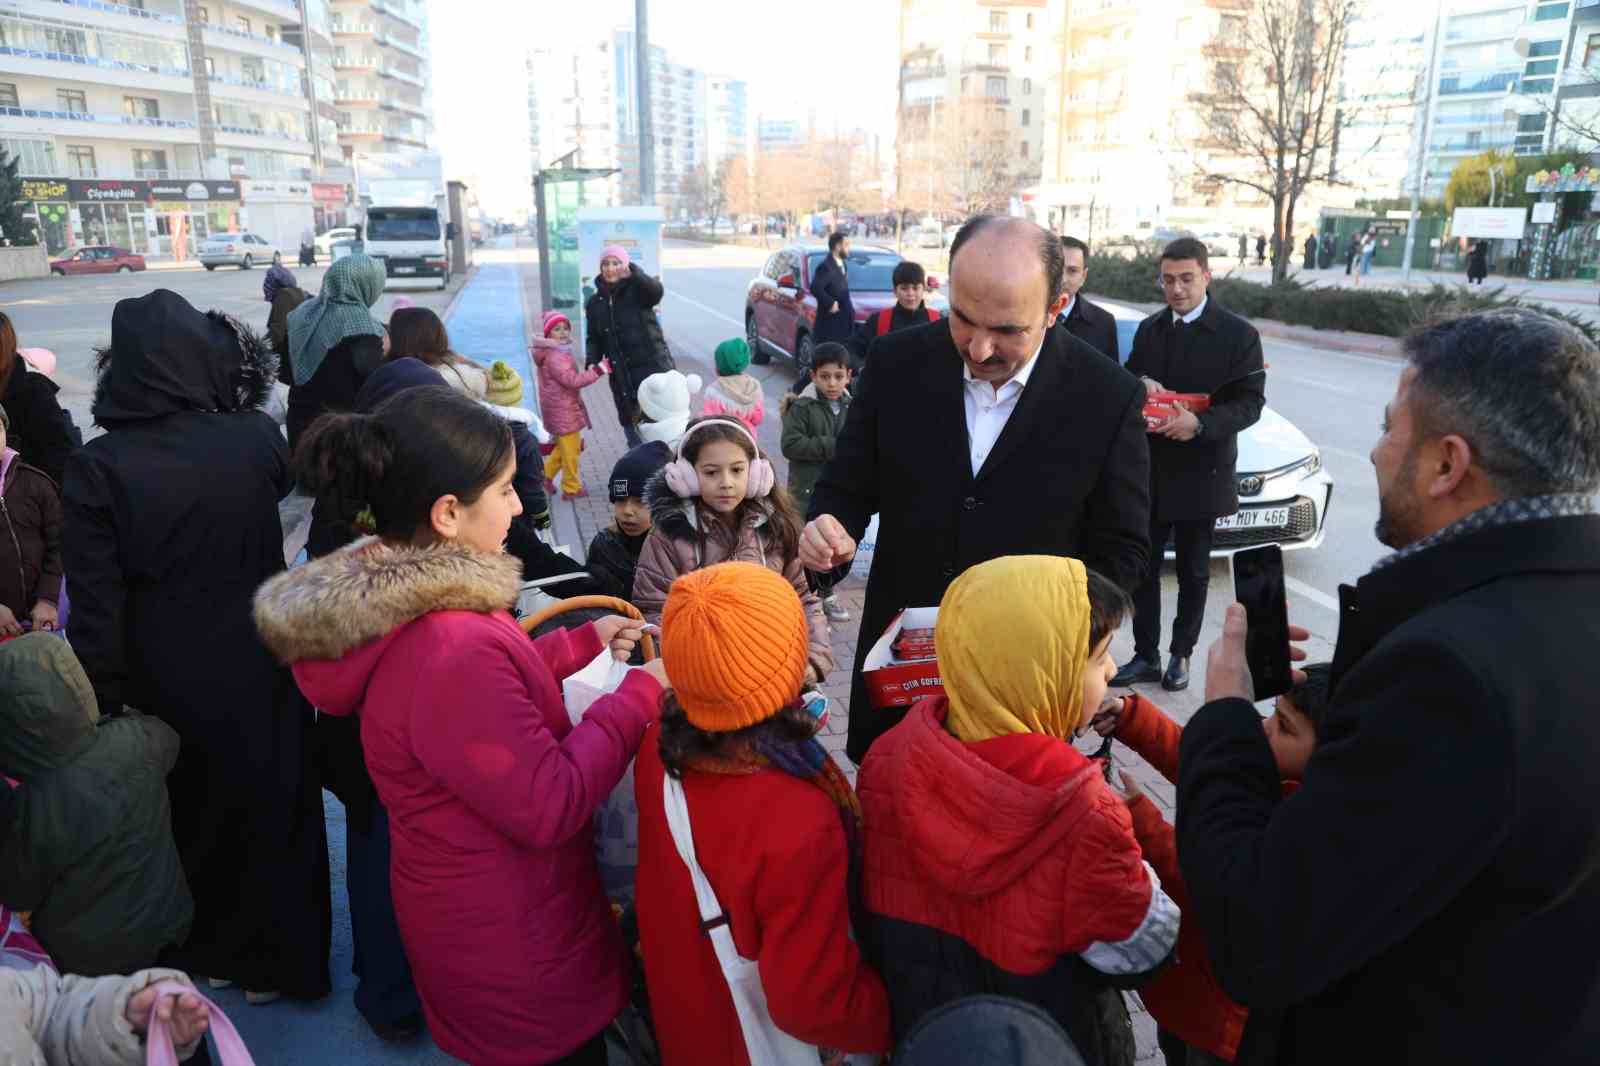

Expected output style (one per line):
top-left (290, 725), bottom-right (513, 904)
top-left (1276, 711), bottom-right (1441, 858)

top-left (285, 253), bottom-right (388, 450)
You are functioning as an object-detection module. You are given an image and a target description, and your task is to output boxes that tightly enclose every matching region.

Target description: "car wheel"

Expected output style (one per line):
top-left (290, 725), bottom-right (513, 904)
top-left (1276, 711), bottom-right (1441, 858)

top-left (240, 254), bottom-right (253, 270)
top-left (117, 265), bottom-right (132, 273)
top-left (204, 264), bottom-right (216, 271)
top-left (747, 312), bottom-right (770, 365)
top-left (795, 330), bottom-right (815, 377)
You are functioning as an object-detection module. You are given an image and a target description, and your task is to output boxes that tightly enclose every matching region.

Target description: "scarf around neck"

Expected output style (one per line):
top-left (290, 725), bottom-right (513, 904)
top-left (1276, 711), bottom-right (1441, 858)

top-left (286, 254), bottom-right (385, 385)
top-left (1372, 493), bottom-right (1595, 572)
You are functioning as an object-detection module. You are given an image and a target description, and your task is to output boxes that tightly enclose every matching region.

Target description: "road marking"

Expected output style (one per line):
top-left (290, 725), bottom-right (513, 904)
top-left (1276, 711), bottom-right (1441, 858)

top-left (1287, 576), bottom-right (1341, 613)
top-left (666, 289), bottom-right (745, 328)
top-left (1321, 443), bottom-right (1371, 465)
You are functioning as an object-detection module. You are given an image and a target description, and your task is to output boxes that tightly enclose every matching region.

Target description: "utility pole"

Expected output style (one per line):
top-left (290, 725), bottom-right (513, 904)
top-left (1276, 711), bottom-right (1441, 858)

top-left (635, 0), bottom-right (655, 204)
top-left (1402, 0), bottom-right (1445, 283)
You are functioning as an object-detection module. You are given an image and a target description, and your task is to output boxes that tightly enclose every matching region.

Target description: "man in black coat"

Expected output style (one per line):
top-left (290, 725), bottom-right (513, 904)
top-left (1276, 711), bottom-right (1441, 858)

top-left (1115, 237), bottom-right (1264, 692)
top-left (585, 249), bottom-right (675, 447)
top-left (1057, 235), bottom-right (1120, 361)
top-left (810, 231), bottom-right (855, 345)
top-left (802, 216), bottom-right (1151, 763)
top-left (1176, 309), bottom-right (1600, 1065)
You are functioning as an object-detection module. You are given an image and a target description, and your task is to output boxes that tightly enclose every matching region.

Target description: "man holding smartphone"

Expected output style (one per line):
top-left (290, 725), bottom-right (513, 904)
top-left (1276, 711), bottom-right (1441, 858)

top-left (1114, 237), bottom-right (1264, 692)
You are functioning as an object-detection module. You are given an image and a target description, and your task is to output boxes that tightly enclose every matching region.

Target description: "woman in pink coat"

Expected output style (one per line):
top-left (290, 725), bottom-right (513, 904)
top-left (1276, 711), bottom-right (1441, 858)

top-left (254, 387), bottom-right (667, 1066)
top-left (534, 310), bottom-right (609, 500)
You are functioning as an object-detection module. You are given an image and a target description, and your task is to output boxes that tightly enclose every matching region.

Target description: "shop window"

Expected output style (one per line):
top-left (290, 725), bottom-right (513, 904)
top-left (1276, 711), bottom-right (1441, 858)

top-left (66, 144), bottom-right (96, 176)
top-left (124, 96), bottom-right (160, 119)
top-left (57, 89), bottom-right (87, 114)
top-left (0, 83), bottom-right (16, 108)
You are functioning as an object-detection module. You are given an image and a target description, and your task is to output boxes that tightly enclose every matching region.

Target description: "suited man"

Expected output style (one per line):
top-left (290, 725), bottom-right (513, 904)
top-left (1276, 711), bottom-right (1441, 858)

top-left (1057, 235), bottom-right (1119, 361)
top-left (811, 231), bottom-right (855, 345)
top-left (801, 215), bottom-right (1152, 763)
top-left (1114, 236), bottom-right (1264, 692)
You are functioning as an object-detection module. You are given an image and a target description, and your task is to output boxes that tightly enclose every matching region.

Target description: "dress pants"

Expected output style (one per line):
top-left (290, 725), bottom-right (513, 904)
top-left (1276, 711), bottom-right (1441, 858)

top-left (1132, 517), bottom-right (1215, 660)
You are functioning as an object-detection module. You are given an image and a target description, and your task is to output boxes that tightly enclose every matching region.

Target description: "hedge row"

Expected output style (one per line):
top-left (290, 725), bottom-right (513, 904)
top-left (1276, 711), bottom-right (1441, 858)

top-left (1084, 255), bottom-right (1599, 346)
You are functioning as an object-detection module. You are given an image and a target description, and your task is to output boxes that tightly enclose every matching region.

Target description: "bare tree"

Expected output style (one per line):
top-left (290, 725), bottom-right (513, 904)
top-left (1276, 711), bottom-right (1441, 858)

top-left (1189, 0), bottom-right (1362, 282)
top-left (895, 96), bottom-right (1019, 224)
top-left (678, 164), bottom-right (712, 225)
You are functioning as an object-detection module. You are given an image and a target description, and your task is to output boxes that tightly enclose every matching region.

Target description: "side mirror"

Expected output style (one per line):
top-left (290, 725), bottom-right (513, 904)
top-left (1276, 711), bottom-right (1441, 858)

top-left (777, 273), bottom-right (796, 289)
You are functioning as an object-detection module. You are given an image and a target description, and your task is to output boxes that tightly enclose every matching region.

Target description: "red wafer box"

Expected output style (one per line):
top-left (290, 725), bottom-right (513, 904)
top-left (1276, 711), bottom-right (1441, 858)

top-left (1143, 390), bottom-right (1211, 430)
top-left (863, 607), bottom-right (945, 709)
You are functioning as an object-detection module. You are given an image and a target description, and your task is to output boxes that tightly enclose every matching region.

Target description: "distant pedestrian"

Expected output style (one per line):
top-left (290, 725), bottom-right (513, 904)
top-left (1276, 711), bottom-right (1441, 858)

top-left (1238, 232), bottom-right (1248, 261)
top-left (584, 245), bottom-right (675, 448)
top-left (1355, 231), bottom-right (1377, 287)
top-left (1254, 233), bottom-right (1266, 266)
top-left (285, 252), bottom-right (387, 451)
top-left (1345, 232), bottom-right (1360, 275)
top-left (262, 262), bottom-right (306, 366)
top-left (532, 311), bottom-right (608, 500)
top-left (1303, 232), bottom-right (1317, 271)
top-left (811, 231), bottom-right (856, 347)
top-left (1467, 240), bottom-right (1490, 285)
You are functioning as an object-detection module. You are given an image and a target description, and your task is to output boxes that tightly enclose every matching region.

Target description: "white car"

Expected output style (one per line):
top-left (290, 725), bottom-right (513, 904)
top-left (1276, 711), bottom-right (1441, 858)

top-left (1101, 299), bottom-right (1332, 556)
top-left (314, 227), bottom-right (359, 256)
top-left (199, 232), bottom-right (278, 270)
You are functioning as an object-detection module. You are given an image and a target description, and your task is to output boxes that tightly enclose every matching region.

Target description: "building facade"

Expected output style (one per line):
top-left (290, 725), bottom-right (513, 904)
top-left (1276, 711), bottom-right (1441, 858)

top-left (1334, 2), bottom-right (1433, 203)
top-left (0, 0), bottom-right (416, 254)
top-left (329, 0), bottom-right (431, 156)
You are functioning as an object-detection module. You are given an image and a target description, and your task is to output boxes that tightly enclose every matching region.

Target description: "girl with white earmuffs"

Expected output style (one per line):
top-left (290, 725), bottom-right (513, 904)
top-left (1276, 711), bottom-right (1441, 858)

top-left (632, 417), bottom-right (835, 684)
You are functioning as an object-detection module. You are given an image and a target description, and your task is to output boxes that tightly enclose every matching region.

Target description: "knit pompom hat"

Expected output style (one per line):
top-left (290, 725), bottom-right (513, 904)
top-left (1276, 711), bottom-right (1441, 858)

top-left (485, 360), bottom-right (523, 406)
top-left (714, 337), bottom-right (751, 376)
top-left (542, 310), bottom-right (571, 337)
top-left (662, 562), bottom-right (809, 733)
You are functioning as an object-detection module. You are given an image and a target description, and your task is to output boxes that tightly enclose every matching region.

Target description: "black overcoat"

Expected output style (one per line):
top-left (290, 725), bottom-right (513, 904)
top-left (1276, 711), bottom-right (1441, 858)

top-left (810, 254), bottom-right (855, 344)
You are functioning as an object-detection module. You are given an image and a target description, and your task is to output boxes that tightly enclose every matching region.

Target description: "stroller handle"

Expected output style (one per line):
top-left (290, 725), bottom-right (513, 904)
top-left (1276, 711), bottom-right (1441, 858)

top-left (520, 596), bottom-right (657, 661)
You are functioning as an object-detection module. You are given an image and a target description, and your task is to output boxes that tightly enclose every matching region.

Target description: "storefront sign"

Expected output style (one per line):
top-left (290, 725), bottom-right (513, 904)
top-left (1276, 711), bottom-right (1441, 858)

top-left (242, 180), bottom-right (313, 202)
top-left (148, 180), bottom-right (241, 203)
top-left (312, 182), bottom-right (347, 205)
top-left (69, 179), bottom-right (148, 203)
top-left (20, 178), bottom-right (68, 201)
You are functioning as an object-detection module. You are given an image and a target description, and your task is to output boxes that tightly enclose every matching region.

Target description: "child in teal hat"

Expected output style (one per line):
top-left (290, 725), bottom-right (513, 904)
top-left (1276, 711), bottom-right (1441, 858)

top-left (699, 337), bottom-right (765, 437)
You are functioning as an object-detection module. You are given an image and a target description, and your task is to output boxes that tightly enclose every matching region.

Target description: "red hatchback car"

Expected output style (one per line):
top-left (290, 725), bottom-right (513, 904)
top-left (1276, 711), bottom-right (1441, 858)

top-left (50, 245), bottom-right (147, 276)
top-left (745, 243), bottom-right (947, 373)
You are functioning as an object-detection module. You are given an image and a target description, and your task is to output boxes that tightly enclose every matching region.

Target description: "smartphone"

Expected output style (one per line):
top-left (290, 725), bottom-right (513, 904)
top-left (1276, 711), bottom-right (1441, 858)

top-left (1232, 544), bottom-right (1293, 701)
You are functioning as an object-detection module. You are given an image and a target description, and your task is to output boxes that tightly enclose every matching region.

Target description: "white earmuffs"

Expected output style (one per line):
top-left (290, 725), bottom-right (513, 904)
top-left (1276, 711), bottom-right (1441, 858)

top-left (663, 418), bottom-right (775, 500)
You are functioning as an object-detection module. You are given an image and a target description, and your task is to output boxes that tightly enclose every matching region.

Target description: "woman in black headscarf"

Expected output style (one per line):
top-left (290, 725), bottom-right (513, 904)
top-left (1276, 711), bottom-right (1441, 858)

top-left (61, 289), bottom-right (331, 1002)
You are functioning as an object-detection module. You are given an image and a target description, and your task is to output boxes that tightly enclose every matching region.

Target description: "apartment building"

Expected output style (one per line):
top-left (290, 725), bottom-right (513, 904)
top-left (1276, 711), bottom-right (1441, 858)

top-left (0, 0), bottom-right (395, 254)
top-left (1552, 0), bottom-right (1600, 152)
top-left (527, 35), bottom-right (619, 208)
top-left (757, 116), bottom-right (805, 152)
top-left (897, 0), bottom-right (1050, 211)
top-left (1335, 3), bottom-right (1433, 202)
top-left (329, 0), bottom-right (430, 156)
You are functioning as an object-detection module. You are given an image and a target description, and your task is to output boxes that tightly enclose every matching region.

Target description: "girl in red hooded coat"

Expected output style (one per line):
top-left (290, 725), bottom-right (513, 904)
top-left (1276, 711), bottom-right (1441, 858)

top-left (254, 387), bottom-right (666, 1066)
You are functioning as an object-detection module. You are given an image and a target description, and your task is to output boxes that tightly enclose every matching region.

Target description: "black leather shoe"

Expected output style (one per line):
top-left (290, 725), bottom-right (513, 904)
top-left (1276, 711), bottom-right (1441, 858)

top-left (1163, 656), bottom-right (1191, 692)
top-left (1112, 654), bottom-right (1163, 687)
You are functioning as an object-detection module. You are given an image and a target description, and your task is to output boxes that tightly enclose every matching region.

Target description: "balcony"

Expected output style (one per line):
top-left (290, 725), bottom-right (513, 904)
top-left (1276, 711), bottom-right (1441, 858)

top-left (334, 50), bottom-right (381, 70)
top-left (206, 72), bottom-right (304, 100)
top-left (24, 0), bottom-right (182, 26)
top-left (132, 167), bottom-right (205, 179)
top-left (377, 32), bottom-right (424, 59)
top-left (379, 96), bottom-right (426, 118)
top-left (230, 0), bottom-right (303, 22)
top-left (0, 104), bottom-right (200, 143)
top-left (378, 63), bottom-right (423, 88)
top-left (331, 19), bottom-right (376, 37)
top-left (333, 88), bottom-right (382, 107)
top-left (201, 23), bottom-right (302, 60)
top-left (370, 0), bottom-right (423, 31)
top-left (0, 13), bottom-right (191, 78)
top-left (1438, 70), bottom-right (1520, 96)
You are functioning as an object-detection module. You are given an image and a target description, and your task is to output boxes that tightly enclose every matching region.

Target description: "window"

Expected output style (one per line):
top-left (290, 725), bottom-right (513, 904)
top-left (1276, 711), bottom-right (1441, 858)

top-left (1519, 113), bottom-right (1547, 132)
top-left (2, 138), bottom-right (57, 174)
top-left (1022, 77), bottom-right (1032, 94)
top-left (197, 5), bottom-right (209, 21)
top-left (265, 25), bottom-right (277, 42)
top-left (65, 145), bottom-right (97, 176)
top-left (1524, 77), bottom-right (1555, 93)
top-left (0, 83), bottom-right (16, 108)
top-left (1528, 40), bottom-right (1562, 57)
top-left (56, 89), bottom-right (87, 114)
top-left (236, 16), bottom-right (252, 33)
top-left (989, 11), bottom-right (1008, 32)
top-left (1020, 140), bottom-right (1028, 158)
top-left (1534, 3), bottom-right (1569, 21)
top-left (131, 148), bottom-right (168, 175)
top-left (1525, 59), bottom-right (1558, 76)
top-left (1466, 130), bottom-right (1482, 148)
top-left (204, 56), bottom-right (216, 76)
top-left (1022, 108), bottom-right (1030, 125)
top-left (1024, 46), bottom-right (1032, 62)
top-left (1026, 13), bottom-right (1033, 29)
top-left (123, 96), bottom-right (160, 119)
top-left (1588, 33), bottom-right (1600, 67)
top-left (987, 76), bottom-right (1007, 98)
top-left (989, 44), bottom-right (1007, 63)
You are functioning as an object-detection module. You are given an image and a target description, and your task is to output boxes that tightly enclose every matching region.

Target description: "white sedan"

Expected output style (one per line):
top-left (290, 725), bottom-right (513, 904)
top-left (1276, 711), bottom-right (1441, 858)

top-left (1101, 299), bottom-right (1332, 556)
top-left (199, 232), bottom-right (279, 270)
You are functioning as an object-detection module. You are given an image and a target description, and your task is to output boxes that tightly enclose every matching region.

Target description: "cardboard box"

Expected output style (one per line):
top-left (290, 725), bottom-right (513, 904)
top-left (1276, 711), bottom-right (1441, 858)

top-left (862, 607), bottom-right (944, 709)
top-left (1143, 390), bottom-right (1211, 431)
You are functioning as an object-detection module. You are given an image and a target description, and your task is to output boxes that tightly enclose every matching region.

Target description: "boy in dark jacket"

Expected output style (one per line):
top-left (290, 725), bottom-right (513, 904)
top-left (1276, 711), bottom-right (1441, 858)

top-left (0, 633), bottom-right (193, 976)
top-left (1090, 665), bottom-right (1330, 1064)
top-left (585, 447), bottom-right (667, 602)
top-left (781, 343), bottom-right (853, 623)
top-left (0, 403), bottom-right (62, 636)
top-left (852, 259), bottom-right (941, 364)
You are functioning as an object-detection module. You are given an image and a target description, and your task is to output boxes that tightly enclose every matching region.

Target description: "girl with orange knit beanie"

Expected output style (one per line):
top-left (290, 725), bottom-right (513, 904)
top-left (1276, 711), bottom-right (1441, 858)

top-left (633, 562), bottom-right (890, 1066)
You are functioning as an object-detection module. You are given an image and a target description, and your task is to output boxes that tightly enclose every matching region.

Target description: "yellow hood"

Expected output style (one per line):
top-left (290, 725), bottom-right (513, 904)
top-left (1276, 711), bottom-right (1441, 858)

top-left (938, 555), bottom-right (1091, 742)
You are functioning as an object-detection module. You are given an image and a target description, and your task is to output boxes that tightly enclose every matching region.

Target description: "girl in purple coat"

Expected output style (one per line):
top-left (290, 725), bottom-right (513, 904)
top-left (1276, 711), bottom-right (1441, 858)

top-left (534, 311), bottom-right (610, 500)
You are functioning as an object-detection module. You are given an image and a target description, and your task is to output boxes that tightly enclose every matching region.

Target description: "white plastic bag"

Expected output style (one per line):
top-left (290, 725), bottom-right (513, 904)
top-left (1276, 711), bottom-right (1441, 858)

top-left (563, 648), bottom-right (641, 903)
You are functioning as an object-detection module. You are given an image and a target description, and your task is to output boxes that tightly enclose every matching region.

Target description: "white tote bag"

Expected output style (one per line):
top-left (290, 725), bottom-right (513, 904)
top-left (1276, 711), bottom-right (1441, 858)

top-left (663, 774), bottom-right (824, 1066)
top-left (564, 649), bottom-right (642, 903)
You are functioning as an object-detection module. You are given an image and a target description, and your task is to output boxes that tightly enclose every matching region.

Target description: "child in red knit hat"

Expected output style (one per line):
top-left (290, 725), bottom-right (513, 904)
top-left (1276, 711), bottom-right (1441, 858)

top-left (533, 310), bottom-right (610, 500)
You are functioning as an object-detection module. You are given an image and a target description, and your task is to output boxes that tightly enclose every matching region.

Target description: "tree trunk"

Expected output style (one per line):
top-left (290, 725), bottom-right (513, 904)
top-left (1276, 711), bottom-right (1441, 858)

top-left (1270, 194), bottom-right (1287, 284)
top-left (1282, 194), bottom-right (1299, 284)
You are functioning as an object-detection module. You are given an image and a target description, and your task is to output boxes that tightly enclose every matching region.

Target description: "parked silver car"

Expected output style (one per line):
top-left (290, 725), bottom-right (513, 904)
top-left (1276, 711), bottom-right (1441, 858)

top-left (199, 232), bottom-right (279, 270)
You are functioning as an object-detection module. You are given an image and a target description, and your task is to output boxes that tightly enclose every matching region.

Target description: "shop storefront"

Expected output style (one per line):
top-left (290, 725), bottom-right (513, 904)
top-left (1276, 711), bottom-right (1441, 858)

top-left (18, 178), bottom-right (242, 260)
top-left (147, 180), bottom-right (242, 260)
top-left (312, 182), bottom-right (350, 232)
top-left (241, 179), bottom-right (314, 254)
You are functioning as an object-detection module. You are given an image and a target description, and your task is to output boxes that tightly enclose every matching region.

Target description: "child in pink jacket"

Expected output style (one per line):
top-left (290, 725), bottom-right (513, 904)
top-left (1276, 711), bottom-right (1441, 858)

top-left (533, 311), bottom-right (610, 500)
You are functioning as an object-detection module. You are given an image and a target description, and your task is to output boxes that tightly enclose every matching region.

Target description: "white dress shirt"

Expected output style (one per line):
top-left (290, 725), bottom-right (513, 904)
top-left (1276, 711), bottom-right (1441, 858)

top-left (1171, 294), bottom-right (1207, 326)
top-left (962, 339), bottom-right (1045, 477)
top-left (1060, 293), bottom-right (1077, 323)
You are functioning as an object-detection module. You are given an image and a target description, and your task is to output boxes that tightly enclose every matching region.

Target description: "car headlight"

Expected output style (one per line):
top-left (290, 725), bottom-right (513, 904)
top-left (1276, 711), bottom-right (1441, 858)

top-left (1301, 449), bottom-right (1321, 476)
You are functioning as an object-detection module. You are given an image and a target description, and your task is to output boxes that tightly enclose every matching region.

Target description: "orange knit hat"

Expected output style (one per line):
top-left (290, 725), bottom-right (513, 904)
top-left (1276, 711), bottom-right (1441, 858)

top-left (661, 562), bottom-right (809, 733)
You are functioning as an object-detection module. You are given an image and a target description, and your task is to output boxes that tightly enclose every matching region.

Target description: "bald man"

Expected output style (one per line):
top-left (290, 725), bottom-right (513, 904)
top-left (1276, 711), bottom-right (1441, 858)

top-left (802, 215), bottom-right (1151, 762)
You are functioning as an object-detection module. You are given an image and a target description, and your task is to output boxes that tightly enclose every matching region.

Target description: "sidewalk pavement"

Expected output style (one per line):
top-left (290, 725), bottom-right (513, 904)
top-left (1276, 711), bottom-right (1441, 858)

top-left (511, 257), bottom-right (1169, 1059)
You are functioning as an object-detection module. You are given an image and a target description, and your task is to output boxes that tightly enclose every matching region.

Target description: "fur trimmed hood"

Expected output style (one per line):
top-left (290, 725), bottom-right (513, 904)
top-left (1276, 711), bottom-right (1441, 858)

top-left (254, 536), bottom-right (522, 665)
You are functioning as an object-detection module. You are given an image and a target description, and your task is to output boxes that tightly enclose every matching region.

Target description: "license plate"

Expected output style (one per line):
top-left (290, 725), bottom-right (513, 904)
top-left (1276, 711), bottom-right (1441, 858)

top-left (1216, 507), bottom-right (1291, 531)
top-left (393, 266), bottom-right (415, 274)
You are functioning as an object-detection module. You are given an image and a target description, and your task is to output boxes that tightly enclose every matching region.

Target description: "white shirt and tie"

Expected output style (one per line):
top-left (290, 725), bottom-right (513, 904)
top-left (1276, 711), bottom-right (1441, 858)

top-left (1172, 295), bottom-right (1207, 327)
top-left (961, 337), bottom-right (1045, 477)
